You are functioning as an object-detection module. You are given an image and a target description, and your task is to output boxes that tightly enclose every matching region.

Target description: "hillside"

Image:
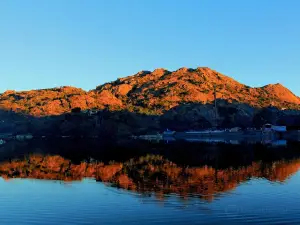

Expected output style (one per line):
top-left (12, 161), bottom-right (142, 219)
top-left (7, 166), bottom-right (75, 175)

top-left (97, 67), bottom-right (300, 114)
top-left (1, 67), bottom-right (299, 116)
top-left (0, 87), bottom-right (123, 116)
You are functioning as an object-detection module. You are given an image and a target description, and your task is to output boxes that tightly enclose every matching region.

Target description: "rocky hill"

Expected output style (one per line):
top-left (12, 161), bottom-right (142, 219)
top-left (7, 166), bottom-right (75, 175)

top-left (0, 67), bottom-right (300, 137)
top-left (0, 67), bottom-right (300, 117)
top-left (97, 67), bottom-right (300, 114)
top-left (0, 87), bottom-right (122, 117)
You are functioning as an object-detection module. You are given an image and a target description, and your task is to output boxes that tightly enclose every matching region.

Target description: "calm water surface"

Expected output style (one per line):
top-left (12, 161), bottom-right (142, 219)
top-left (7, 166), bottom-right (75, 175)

top-left (1, 139), bottom-right (300, 224)
top-left (1, 174), bottom-right (300, 224)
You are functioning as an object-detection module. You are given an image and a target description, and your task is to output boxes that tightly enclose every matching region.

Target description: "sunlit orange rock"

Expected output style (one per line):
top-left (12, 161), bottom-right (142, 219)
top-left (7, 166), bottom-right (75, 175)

top-left (1, 67), bottom-right (299, 117)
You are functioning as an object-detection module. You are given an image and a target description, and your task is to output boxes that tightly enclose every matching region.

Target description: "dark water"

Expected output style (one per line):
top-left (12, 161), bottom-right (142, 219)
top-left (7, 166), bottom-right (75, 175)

top-left (0, 176), bottom-right (299, 225)
top-left (1, 139), bottom-right (300, 224)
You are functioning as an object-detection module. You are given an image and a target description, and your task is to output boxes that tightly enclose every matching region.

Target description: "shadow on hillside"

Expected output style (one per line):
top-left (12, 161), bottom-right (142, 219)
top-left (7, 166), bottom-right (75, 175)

top-left (1, 100), bottom-right (300, 138)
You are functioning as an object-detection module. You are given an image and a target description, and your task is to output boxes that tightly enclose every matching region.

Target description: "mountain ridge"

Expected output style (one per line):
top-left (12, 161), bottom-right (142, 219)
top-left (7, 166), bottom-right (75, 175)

top-left (1, 67), bottom-right (299, 116)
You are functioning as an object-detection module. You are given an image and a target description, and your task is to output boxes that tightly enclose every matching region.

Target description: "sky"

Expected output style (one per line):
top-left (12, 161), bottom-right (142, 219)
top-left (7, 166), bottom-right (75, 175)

top-left (0, 0), bottom-right (299, 95)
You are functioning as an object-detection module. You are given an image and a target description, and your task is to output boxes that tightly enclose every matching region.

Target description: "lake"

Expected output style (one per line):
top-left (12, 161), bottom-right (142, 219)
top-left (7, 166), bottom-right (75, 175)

top-left (0, 139), bottom-right (300, 224)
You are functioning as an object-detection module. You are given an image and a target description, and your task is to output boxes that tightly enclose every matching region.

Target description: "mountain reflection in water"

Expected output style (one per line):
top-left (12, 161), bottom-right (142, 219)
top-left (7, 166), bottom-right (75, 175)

top-left (2, 139), bottom-right (300, 224)
top-left (1, 151), bottom-right (300, 202)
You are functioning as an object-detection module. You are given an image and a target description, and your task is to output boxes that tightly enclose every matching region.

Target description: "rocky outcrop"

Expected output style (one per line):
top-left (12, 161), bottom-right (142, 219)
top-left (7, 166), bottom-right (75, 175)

top-left (0, 67), bottom-right (300, 136)
top-left (97, 67), bottom-right (300, 114)
top-left (0, 86), bottom-right (123, 117)
top-left (1, 67), bottom-right (300, 117)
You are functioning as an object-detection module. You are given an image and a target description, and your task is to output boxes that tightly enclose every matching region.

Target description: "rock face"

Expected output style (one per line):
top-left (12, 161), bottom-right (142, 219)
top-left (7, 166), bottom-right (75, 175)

top-left (0, 86), bottom-right (122, 117)
top-left (1, 67), bottom-right (300, 117)
top-left (97, 67), bottom-right (300, 114)
top-left (0, 67), bottom-right (300, 136)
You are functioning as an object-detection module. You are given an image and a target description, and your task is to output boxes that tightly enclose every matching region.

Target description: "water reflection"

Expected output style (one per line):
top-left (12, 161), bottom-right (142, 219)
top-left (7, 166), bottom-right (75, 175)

top-left (164, 136), bottom-right (288, 147)
top-left (1, 153), bottom-right (300, 202)
top-left (1, 140), bottom-right (300, 224)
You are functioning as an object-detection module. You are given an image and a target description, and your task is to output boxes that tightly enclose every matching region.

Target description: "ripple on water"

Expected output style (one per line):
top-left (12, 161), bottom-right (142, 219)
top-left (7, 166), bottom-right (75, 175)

top-left (0, 172), bottom-right (300, 225)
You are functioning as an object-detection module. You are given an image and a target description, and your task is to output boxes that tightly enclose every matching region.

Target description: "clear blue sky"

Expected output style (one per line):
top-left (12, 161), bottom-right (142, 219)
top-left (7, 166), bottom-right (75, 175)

top-left (0, 0), bottom-right (299, 95)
